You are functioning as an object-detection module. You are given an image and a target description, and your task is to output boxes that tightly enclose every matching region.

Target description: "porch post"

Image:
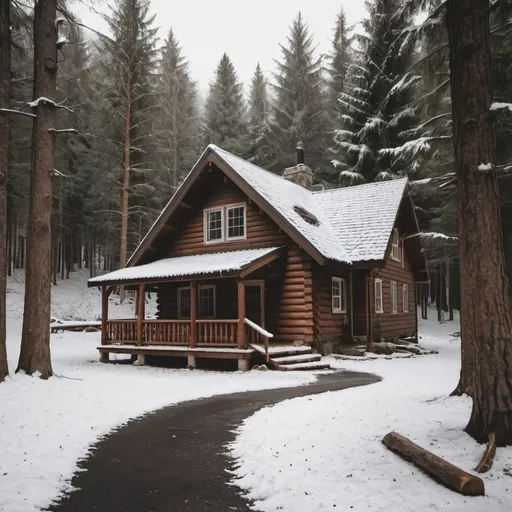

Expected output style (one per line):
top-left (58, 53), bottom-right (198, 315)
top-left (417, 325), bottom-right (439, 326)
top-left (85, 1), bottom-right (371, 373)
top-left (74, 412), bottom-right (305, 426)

top-left (136, 283), bottom-right (145, 346)
top-left (100, 286), bottom-right (109, 363)
top-left (190, 281), bottom-right (198, 347)
top-left (368, 273), bottom-right (374, 352)
top-left (237, 278), bottom-right (246, 349)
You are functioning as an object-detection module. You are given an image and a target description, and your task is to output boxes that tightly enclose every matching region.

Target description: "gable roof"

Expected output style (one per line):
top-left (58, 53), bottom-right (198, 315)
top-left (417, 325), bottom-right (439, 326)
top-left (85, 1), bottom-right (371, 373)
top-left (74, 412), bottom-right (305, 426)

top-left (128, 145), bottom-right (418, 269)
top-left (313, 178), bottom-right (409, 262)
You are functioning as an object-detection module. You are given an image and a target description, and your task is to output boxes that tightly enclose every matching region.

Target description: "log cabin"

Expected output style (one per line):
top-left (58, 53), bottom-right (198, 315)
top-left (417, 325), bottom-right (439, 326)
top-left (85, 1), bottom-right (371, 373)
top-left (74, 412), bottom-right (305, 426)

top-left (89, 145), bottom-right (428, 371)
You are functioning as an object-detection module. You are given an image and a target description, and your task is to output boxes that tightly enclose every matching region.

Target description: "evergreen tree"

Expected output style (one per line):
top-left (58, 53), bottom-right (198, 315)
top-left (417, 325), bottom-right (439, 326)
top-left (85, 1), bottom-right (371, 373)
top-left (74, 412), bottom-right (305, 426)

top-left (331, 0), bottom-right (419, 186)
top-left (155, 29), bottom-right (199, 198)
top-left (247, 63), bottom-right (271, 167)
top-left (203, 53), bottom-right (248, 156)
top-left (268, 13), bottom-right (328, 174)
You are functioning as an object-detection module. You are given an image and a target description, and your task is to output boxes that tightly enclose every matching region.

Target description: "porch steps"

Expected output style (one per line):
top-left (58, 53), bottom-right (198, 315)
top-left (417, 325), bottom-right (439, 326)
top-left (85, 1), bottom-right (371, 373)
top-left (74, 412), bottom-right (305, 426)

top-left (250, 344), bottom-right (331, 371)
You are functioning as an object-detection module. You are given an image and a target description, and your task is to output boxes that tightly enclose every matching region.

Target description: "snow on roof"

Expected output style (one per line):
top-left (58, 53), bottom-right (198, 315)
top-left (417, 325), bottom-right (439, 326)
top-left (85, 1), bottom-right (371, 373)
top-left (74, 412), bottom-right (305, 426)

top-left (89, 247), bottom-right (281, 285)
top-left (210, 146), bottom-right (351, 263)
top-left (313, 178), bottom-right (408, 262)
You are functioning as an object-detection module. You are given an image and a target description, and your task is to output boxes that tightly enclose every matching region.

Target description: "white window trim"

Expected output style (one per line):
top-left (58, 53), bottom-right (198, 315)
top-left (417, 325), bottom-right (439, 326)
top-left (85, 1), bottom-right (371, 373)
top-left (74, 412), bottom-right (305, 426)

top-left (177, 284), bottom-right (217, 319)
top-left (403, 284), bottom-right (409, 313)
top-left (177, 286), bottom-right (191, 319)
top-left (203, 202), bottom-right (247, 245)
top-left (391, 228), bottom-right (401, 262)
top-left (198, 284), bottom-right (216, 319)
top-left (332, 277), bottom-right (347, 314)
top-left (374, 279), bottom-right (383, 314)
top-left (391, 281), bottom-right (398, 314)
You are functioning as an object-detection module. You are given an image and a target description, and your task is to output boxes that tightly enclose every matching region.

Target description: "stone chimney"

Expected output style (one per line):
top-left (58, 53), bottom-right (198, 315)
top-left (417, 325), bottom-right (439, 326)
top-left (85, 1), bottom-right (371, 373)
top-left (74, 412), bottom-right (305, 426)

top-left (283, 142), bottom-right (313, 190)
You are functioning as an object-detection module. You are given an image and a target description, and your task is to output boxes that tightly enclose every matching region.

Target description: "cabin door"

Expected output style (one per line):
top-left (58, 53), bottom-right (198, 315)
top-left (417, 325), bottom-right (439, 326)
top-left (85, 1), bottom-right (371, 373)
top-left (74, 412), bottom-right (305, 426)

top-left (244, 280), bottom-right (265, 328)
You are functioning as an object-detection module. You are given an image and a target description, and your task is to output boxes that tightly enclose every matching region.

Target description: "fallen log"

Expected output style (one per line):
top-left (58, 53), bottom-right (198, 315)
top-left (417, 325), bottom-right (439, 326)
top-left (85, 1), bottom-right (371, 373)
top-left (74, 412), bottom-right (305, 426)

top-left (475, 433), bottom-right (496, 474)
top-left (382, 431), bottom-right (485, 496)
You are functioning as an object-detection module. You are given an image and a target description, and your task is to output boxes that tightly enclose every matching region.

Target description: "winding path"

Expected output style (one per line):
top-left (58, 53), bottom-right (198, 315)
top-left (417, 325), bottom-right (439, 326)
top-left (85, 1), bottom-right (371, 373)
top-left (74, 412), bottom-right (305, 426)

top-left (49, 370), bottom-right (380, 512)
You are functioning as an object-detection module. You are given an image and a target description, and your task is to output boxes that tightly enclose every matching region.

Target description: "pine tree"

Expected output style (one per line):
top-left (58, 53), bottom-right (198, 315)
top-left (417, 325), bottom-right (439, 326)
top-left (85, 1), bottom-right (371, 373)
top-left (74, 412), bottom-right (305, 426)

top-left (331, 0), bottom-right (419, 186)
top-left (203, 53), bottom-right (248, 156)
top-left (96, 0), bottom-right (159, 276)
top-left (0, 0), bottom-right (10, 382)
top-left (247, 63), bottom-right (271, 167)
top-left (154, 29), bottom-right (199, 197)
top-left (269, 13), bottom-right (328, 174)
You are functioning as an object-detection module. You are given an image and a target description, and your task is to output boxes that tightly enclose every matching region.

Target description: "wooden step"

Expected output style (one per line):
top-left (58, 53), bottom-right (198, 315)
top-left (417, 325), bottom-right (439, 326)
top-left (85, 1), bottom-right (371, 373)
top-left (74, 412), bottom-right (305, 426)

top-left (271, 353), bottom-right (322, 365)
top-left (275, 361), bottom-right (331, 371)
top-left (250, 344), bottom-right (313, 357)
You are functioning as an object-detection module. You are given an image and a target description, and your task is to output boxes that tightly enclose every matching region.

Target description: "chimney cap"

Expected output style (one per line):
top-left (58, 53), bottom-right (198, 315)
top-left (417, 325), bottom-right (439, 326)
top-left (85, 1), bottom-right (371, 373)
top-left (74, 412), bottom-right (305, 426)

top-left (296, 142), bottom-right (305, 165)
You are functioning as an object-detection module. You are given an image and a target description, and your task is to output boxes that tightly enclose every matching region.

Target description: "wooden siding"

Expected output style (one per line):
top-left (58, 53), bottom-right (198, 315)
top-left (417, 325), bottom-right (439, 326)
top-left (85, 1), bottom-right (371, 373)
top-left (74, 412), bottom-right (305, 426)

top-left (372, 234), bottom-right (416, 340)
top-left (167, 170), bottom-right (288, 257)
top-left (352, 270), bottom-right (368, 337)
top-left (312, 263), bottom-right (350, 344)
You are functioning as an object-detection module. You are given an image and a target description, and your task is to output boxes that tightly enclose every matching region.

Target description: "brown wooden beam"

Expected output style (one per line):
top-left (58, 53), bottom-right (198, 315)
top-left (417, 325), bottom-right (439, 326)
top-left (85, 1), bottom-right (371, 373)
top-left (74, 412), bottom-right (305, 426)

top-left (101, 286), bottom-right (109, 345)
top-left (190, 281), bottom-right (198, 347)
top-left (237, 278), bottom-right (246, 349)
top-left (239, 248), bottom-right (285, 277)
top-left (136, 283), bottom-right (145, 346)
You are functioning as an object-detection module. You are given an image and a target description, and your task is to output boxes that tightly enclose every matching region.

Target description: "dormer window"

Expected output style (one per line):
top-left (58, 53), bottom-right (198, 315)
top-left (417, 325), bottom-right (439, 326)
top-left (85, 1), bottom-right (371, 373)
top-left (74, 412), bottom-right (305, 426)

top-left (391, 228), bottom-right (401, 261)
top-left (204, 203), bottom-right (246, 244)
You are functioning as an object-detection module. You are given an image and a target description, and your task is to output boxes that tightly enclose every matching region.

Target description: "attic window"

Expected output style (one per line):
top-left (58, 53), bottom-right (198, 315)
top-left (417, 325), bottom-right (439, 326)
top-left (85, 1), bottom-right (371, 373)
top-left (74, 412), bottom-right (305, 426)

top-left (293, 205), bottom-right (320, 226)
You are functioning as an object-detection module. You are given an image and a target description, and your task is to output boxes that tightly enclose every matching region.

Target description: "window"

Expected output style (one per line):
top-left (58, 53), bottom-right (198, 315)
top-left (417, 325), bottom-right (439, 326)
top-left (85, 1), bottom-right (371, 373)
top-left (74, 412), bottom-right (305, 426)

top-left (403, 284), bottom-right (409, 313)
top-left (391, 228), bottom-right (401, 261)
top-left (375, 279), bottom-right (383, 314)
top-left (227, 205), bottom-right (246, 239)
top-left (204, 203), bottom-right (246, 244)
top-left (332, 277), bottom-right (347, 314)
top-left (391, 281), bottom-right (398, 314)
top-left (205, 209), bottom-right (223, 242)
top-left (198, 285), bottom-right (216, 318)
top-left (293, 205), bottom-right (320, 226)
top-left (178, 287), bottom-right (191, 319)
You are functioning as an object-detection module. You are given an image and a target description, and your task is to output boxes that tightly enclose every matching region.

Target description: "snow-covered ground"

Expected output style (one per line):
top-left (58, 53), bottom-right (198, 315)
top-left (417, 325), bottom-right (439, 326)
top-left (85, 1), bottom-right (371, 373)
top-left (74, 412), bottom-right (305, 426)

top-left (1, 271), bottom-right (315, 512)
top-left (229, 315), bottom-right (512, 512)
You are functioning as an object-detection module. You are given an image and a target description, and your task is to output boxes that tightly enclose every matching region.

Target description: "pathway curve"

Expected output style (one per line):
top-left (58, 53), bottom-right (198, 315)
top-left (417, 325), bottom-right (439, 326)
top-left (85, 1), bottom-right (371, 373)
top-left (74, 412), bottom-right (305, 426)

top-left (49, 370), bottom-right (380, 512)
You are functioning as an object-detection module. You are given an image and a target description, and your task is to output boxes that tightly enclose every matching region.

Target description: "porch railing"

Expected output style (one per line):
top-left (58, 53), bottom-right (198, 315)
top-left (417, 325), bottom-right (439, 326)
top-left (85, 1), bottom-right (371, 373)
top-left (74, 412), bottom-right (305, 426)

top-left (197, 319), bottom-right (238, 346)
top-left (143, 320), bottom-right (190, 345)
top-left (106, 319), bottom-right (137, 344)
top-left (244, 318), bottom-right (273, 364)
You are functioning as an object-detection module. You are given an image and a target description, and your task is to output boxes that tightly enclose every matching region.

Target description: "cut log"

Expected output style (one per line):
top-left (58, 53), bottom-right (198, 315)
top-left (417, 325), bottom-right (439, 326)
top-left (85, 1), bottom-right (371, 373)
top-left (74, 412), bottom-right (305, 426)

top-left (475, 433), bottom-right (496, 474)
top-left (382, 431), bottom-right (485, 496)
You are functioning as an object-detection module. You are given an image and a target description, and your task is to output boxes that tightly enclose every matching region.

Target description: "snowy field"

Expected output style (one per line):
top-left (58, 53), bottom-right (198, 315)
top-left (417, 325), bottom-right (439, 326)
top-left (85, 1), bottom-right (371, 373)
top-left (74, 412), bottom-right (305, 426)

top-left (1, 271), bottom-right (315, 512)
top-left (229, 316), bottom-right (512, 512)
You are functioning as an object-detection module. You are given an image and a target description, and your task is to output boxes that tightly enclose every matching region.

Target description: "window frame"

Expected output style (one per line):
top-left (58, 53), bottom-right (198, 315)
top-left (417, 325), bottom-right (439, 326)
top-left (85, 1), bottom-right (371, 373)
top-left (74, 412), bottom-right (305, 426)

top-left (198, 284), bottom-right (216, 319)
top-left (403, 284), bottom-right (409, 313)
top-left (203, 203), bottom-right (247, 245)
top-left (374, 279), bottom-right (383, 314)
top-left (390, 280), bottom-right (398, 314)
top-left (177, 286), bottom-right (192, 319)
top-left (332, 277), bottom-right (347, 314)
top-left (391, 228), bottom-right (401, 262)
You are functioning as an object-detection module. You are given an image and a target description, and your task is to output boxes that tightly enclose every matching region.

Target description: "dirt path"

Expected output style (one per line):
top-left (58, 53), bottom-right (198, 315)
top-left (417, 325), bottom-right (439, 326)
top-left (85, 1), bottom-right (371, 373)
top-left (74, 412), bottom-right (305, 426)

top-left (49, 370), bottom-right (380, 512)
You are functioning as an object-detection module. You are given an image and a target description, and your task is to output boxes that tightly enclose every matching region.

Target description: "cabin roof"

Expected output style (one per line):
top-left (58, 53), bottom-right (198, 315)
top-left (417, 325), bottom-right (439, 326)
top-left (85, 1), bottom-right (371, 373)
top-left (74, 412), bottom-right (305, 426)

top-left (313, 178), bottom-right (409, 262)
top-left (89, 247), bottom-right (283, 286)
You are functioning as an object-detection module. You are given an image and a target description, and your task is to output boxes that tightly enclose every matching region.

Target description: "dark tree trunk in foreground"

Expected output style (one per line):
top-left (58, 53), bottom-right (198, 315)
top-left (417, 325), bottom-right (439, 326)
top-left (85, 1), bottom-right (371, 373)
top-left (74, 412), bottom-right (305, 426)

top-left (0, 0), bottom-right (10, 382)
top-left (447, 0), bottom-right (512, 445)
top-left (17, 0), bottom-right (58, 378)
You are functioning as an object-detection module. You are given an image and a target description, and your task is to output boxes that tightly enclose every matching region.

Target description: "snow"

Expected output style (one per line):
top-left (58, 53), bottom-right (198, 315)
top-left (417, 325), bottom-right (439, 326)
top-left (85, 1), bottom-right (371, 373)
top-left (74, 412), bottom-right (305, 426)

top-left (89, 246), bottom-right (281, 284)
top-left (478, 162), bottom-right (494, 171)
top-left (313, 179), bottom-right (408, 262)
top-left (490, 102), bottom-right (512, 112)
top-left (28, 97), bottom-right (57, 108)
top-left (229, 313), bottom-right (512, 512)
top-left (244, 317), bottom-right (273, 338)
top-left (102, 344), bottom-right (254, 354)
top-left (1, 270), bottom-right (315, 512)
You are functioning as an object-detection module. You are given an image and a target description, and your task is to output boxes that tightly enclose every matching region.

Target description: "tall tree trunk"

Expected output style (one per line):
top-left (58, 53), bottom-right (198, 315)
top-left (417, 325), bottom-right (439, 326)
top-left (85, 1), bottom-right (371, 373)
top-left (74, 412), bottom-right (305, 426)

top-left (17, 0), bottom-right (57, 378)
top-left (119, 60), bottom-right (132, 302)
top-left (0, 0), bottom-right (10, 383)
top-left (447, 0), bottom-right (512, 445)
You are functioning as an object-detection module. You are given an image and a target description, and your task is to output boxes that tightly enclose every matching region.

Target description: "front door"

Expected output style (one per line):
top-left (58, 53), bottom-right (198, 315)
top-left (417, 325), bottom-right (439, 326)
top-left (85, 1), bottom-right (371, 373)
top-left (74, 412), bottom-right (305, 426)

top-left (245, 281), bottom-right (264, 328)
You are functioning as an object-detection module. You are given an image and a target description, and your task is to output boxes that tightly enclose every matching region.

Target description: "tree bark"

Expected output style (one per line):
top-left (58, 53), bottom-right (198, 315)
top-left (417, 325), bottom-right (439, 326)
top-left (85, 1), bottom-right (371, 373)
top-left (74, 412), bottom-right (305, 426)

top-left (0, 0), bottom-right (10, 382)
top-left (447, 0), bottom-right (512, 445)
top-left (17, 0), bottom-right (58, 378)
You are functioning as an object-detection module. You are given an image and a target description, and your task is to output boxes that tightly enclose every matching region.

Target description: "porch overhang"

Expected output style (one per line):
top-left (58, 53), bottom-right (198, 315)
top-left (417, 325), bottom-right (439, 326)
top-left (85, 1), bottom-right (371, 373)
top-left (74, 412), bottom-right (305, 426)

top-left (87, 246), bottom-right (285, 287)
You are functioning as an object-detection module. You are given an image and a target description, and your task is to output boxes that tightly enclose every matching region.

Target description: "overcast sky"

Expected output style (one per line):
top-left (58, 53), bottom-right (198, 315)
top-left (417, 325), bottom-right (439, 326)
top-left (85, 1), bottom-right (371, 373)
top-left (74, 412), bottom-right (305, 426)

top-left (78, 1), bottom-right (367, 93)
